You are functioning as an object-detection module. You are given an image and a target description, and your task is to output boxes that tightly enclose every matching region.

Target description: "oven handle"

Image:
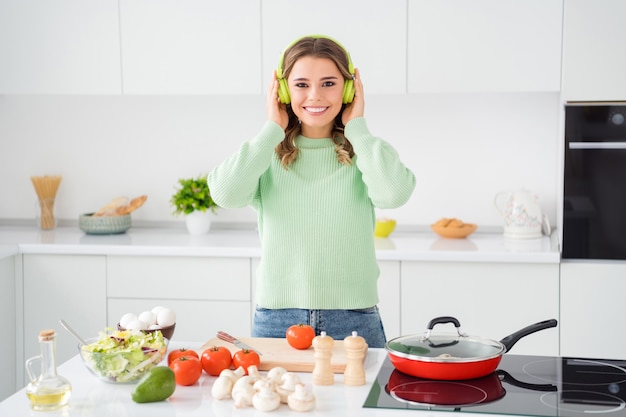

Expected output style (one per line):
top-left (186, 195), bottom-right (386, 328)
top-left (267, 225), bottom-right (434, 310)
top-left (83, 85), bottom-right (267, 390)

top-left (569, 142), bottom-right (626, 149)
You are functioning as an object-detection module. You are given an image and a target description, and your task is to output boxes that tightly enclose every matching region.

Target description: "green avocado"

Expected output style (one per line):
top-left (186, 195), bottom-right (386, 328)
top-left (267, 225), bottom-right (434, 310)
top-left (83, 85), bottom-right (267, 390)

top-left (131, 366), bottom-right (176, 403)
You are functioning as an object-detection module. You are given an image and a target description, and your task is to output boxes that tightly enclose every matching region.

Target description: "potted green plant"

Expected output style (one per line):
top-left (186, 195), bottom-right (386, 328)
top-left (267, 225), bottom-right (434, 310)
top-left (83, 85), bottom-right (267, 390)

top-left (170, 175), bottom-right (218, 234)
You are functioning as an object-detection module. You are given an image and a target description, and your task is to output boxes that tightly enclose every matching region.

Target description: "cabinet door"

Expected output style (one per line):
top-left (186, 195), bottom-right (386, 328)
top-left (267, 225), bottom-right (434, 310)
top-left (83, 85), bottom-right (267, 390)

top-left (560, 262), bottom-right (626, 359)
top-left (400, 261), bottom-right (559, 356)
top-left (262, 0), bottom-right (407, 95)
top-left (562, 0), bottom-right (626, 101)
top-left (0, 0), bottom-right (121, 94)
top-left (408, 0), bottom-right (562, 93)
top-left (0, 256), bottom-right (16, 401)
top-left (378, 261), bottom-right (401, 340)
top-left (107, 256), bottom-right (252, 340)
top-left (23, 255), bottom-right (107, 371)
top-left (120, 0), bottom-right (261, 94)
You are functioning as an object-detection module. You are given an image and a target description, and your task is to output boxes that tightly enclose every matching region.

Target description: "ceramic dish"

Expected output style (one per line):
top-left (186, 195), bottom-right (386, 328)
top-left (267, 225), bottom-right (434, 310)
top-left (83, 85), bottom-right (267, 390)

top-left (117, 322), bottom-right (176, 341)
top-left (79, 213), bottom-right (131, 235)
top-left (431, 223), bottom-right (477, 239)
top-left (375, 219), bottom-right (397, 237)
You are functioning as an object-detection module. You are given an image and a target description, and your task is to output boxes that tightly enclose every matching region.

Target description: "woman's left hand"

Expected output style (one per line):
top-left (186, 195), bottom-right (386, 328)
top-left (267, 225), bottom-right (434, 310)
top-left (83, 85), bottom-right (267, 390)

top-left (342, 68), bottom-right (364, 125)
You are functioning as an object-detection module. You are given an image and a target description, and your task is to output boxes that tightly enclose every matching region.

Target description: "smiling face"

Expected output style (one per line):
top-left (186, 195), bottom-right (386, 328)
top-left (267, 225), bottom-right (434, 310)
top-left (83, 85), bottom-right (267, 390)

top-left (287, 56), bottom-right (344, 138)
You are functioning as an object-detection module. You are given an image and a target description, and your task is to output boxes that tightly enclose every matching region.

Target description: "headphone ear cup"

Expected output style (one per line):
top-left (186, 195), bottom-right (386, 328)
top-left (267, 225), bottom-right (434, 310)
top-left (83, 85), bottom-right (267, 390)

top-left (343, 79), bottom-right (355, 104)
top-left (277, 78), bottom-right (291, 104)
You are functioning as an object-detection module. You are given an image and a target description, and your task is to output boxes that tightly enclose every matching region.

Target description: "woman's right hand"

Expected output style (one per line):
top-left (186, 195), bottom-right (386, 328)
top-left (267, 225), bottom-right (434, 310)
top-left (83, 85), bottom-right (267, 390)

top-left (267, 71), bottom-right (289, 131)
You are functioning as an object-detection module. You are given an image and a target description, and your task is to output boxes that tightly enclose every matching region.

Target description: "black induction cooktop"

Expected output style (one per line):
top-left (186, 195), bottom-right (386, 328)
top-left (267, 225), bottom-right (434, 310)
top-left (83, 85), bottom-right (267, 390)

top-left (364, 354), bottom-right (626, 416)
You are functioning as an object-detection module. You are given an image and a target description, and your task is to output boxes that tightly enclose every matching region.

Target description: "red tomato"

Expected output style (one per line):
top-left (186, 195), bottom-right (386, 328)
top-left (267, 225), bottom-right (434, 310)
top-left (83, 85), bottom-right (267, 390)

top-left (232, 349), bottom-right (260, 374)
top-left (286, 323), bottom-right (315, 350)
top-left (201, 346), bottom-right (232, 376)
top-left (169, 356), bottom-right (203, 386)
top-left (167, 348), bottom-right (199, 365)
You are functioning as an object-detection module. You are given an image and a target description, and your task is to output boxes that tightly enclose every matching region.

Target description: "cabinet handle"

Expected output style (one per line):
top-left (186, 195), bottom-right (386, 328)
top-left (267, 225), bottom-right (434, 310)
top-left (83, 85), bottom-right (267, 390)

top-left (569, 141), bottom-right (626, 149)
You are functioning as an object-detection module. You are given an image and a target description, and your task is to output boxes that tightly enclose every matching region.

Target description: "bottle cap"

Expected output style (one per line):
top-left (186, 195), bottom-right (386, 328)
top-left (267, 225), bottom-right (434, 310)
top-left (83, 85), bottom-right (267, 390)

top-left (39, 329), bottom-right (55, 341)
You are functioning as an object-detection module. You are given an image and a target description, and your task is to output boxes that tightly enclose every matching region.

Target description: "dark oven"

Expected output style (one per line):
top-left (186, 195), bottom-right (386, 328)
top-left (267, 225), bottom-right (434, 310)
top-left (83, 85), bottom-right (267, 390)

top-left (563, 102), bottom-right (626, 260)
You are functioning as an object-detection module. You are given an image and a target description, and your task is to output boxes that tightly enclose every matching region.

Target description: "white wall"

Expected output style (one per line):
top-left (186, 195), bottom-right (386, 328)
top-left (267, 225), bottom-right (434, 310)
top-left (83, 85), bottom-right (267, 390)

top-left (0, 92), bottom-right (560, 229)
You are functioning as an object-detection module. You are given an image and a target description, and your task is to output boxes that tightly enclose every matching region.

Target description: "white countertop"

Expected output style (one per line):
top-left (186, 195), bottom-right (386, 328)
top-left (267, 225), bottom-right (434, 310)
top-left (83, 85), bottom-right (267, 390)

top-left (0, 344), bottom-right (491, 417)
top-left (0, 243), bottom-right (18, 259)
top-left (0, 225), bottom-right (560, 263)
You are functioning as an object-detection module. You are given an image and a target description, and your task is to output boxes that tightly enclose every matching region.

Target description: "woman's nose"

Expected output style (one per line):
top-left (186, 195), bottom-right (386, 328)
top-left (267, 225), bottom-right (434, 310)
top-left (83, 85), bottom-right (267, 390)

top-left (307, 86), bottom-right (321, 100)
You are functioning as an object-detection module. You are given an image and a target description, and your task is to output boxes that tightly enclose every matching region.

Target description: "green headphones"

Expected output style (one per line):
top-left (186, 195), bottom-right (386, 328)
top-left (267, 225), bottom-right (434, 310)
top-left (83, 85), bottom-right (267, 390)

top-left (276, 34), bottom-right (356, 105)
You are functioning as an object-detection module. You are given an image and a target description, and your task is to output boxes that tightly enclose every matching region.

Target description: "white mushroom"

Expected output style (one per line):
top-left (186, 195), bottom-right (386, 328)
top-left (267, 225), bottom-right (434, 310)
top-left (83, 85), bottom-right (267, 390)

top-left (231, 375), bottom-right (255, 408)
top-left (287, 383), bottom-right (316, 412)
top-left (266, 366), bottom-right (287, 385)
top-left (276, 372), bottom-right (302, 403)
top-left (252, 381), bottom-right (281, 412)
top-left (220, 366), bottom-right (245, 382)
top-left (211, 366), bottom-right (246, 400)
top-left (253, 377), bottom-right (275, 393)
top-left (211, 375), bottom-right (234, 400)
top-left (246, 365), bottom-right (263, 384)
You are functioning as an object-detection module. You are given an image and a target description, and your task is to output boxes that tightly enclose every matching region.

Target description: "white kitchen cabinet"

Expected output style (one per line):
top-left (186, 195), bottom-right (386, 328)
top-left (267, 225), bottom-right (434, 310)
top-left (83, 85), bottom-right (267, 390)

top-left (0, 0), bottom-right (121, 94)
top-left (400, 261), bottom-right (560, 356)
top-left (261, 0), bottom-right (407, 95)
top-left (250, 257), bottom-right (259, 327)
top-left (0, 255), bottom-right (16, 401)
top-left (408, 0), bottom-right (563, 93)
top-left (560, 261), bottom-right (626, 359)
top-left (562, 0), bottom-right (626, 101)
top-left (107, 256), bottom-right (252, 342)
top-left (377, 261), bottom-right (401, 340)
top-left (22, 254), bottom-right (106, 384)
top-left (119, 0), bottom-right (262, 95)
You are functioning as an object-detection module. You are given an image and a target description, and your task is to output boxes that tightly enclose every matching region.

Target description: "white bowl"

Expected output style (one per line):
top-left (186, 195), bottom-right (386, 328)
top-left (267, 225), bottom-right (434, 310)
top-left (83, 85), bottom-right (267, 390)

top-left (79, 213), bottom-right (131, 235)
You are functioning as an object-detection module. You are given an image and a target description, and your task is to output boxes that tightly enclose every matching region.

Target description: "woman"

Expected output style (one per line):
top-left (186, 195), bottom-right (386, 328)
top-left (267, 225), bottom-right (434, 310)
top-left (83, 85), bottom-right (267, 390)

top-left (208, 35), bottom-right (415, 348)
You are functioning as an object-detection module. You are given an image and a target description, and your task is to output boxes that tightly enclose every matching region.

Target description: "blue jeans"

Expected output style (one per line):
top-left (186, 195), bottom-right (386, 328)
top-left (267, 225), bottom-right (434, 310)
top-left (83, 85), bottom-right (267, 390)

top-left (252, 306), bottom-right (387, 348)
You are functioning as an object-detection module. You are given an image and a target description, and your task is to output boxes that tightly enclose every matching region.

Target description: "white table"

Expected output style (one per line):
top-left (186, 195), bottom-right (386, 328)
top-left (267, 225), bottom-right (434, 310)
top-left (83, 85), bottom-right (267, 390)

top-left (0, 342), bottom-right (503, 417)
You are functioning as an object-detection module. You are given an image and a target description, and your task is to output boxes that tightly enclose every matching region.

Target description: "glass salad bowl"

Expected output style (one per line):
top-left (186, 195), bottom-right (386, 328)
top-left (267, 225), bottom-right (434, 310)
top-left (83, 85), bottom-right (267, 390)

top-left (79, 328), bottom-right (168, 383)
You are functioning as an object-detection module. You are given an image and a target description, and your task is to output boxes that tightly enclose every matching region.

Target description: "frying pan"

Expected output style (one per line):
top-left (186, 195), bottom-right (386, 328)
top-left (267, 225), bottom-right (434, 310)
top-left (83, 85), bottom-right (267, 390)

top-left (385, 368), bottom-right (557, 408)
top-left (385, 316), bottom-right (558, 380)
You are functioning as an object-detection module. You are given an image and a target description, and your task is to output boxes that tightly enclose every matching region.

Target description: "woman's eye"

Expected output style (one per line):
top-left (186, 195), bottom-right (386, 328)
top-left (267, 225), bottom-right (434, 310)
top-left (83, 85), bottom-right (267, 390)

top-left (295, 82), bottom-right (308, 88)
top-left (322, 81), bottom-right (336, 87)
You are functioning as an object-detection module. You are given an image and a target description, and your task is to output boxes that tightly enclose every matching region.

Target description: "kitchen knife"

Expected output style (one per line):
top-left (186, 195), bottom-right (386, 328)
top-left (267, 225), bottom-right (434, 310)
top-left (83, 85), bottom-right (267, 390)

top-left (216, 331), bottom-right (263, 355)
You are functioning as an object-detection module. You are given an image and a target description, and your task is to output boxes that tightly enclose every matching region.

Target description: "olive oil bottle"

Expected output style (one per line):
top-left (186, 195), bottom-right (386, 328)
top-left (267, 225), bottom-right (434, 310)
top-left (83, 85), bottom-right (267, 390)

top-left (25, 329), bottom-right (71, 411)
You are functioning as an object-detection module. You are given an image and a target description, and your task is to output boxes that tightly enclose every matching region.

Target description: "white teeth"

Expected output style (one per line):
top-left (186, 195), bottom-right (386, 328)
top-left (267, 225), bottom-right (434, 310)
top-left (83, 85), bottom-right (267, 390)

top-left (305, 107), bottom-right (326, 113)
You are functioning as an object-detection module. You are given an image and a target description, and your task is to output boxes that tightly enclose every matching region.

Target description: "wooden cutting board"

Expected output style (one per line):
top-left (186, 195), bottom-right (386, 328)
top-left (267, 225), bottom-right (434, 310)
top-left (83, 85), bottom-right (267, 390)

top-left (200, 337), bottom-right (361, 373)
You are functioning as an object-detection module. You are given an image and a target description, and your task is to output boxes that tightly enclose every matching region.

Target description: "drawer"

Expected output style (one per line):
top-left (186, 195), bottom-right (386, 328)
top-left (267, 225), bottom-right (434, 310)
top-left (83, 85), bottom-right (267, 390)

top-left (108, 298), bottom-right (251, 341)
top-left (107, 256), bottom-right (250, 301)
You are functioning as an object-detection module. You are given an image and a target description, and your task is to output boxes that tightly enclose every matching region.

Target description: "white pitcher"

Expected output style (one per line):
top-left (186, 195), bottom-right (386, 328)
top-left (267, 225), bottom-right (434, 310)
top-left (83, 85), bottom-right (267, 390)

top-left (494, 190), bottom-right (551, 239)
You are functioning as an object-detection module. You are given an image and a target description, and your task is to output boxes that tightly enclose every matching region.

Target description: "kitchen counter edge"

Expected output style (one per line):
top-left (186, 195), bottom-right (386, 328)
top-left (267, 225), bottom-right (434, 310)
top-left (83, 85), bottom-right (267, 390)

top-left (0, 226), bottom-right (560, 264)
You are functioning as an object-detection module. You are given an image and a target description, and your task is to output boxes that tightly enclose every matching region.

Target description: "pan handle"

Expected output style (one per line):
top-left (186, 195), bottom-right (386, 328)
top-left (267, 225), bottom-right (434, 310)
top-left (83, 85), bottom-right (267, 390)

top-left (499, 319), bottom-right (558, 352)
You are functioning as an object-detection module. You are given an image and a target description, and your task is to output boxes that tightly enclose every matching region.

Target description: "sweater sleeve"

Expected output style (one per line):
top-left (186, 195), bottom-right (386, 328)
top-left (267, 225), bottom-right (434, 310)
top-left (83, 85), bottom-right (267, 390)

top-left (208, 121), bottom-right (285, 208)
top-left (345, 117), bottom-right (416, 209)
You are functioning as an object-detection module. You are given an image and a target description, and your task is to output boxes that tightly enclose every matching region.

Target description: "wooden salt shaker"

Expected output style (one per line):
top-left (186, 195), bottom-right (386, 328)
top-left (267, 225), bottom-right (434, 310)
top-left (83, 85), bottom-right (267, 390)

top-left (343, 331), bottom-right (367, 386)
top-left (312, 331), bottom-right (334, 385)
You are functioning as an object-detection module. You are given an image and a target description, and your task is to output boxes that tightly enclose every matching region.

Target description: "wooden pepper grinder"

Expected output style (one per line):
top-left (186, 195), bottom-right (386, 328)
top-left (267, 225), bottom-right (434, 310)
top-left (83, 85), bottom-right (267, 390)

top-left (312, 331), bottom-right (334, 385)
top-left (343, 331), bottom-right (367, 386)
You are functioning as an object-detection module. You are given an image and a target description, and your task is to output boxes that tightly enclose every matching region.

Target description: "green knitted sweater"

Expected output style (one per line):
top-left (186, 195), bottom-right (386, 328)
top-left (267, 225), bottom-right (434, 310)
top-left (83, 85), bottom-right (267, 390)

top-left (208, 117), bottom-right (415, 309)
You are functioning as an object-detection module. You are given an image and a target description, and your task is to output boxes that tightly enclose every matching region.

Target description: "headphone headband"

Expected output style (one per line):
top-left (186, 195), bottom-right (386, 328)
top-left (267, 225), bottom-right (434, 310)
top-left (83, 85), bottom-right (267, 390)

top-left (276, 34), bottom-right (355, 104)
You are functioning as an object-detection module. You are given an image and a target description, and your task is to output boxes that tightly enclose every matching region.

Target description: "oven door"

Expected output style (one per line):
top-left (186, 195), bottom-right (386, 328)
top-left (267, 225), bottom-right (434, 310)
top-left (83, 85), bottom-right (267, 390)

top-left (563, 103), bottom-right (626, 260)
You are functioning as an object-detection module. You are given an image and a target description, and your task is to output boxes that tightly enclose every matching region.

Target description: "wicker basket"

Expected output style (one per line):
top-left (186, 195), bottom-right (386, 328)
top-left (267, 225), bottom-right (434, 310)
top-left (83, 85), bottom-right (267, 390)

top-left (79, 213), bottom-right (131, 235)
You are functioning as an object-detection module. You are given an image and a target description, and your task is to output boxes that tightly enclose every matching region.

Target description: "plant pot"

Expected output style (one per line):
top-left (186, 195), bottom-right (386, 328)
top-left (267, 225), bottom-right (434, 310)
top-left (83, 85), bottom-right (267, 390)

top-left (185, 210), bottom-right (212, 235)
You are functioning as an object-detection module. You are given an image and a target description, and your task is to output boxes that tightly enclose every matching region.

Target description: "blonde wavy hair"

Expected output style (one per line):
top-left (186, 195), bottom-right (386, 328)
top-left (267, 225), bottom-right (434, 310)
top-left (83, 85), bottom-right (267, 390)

top-left (276, 36), bottom-right (355, 168)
